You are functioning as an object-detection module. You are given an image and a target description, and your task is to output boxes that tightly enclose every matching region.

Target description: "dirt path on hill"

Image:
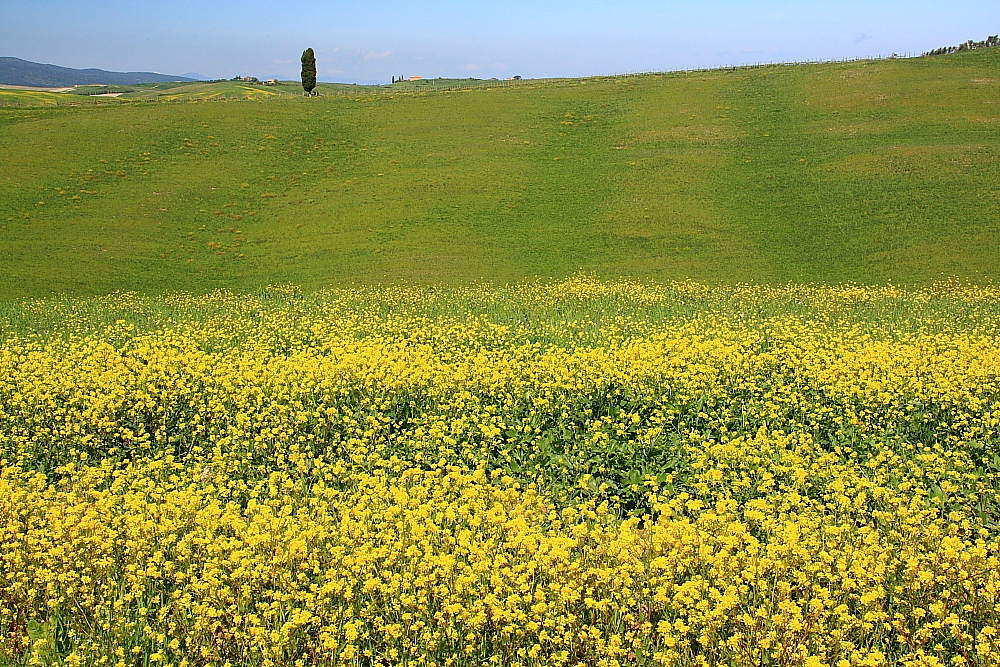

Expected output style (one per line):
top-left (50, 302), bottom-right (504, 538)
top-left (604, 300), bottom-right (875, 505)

top-left (0, 84), bottom-right (73, 92)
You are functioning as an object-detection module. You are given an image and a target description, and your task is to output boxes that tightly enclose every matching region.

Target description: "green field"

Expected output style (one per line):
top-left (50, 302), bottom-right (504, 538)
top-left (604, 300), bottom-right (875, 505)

top-left (2, 49), bottom-right (999, 299)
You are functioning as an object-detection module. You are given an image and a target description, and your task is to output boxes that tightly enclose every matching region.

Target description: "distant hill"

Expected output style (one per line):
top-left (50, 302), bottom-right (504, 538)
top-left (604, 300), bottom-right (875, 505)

top-left (0, 57), bottom-right (199, 87)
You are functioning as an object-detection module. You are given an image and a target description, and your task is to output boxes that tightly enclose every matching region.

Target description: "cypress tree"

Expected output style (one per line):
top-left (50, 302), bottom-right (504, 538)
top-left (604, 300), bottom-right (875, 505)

top-left (301, 48), bottom-right (317, 96)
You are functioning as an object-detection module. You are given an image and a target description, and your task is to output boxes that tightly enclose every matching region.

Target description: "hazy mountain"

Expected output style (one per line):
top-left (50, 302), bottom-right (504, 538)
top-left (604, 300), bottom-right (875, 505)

top-left (180, 72), bottom-right (209, 81)
top-left (0, 57), bottom-right (199, 87)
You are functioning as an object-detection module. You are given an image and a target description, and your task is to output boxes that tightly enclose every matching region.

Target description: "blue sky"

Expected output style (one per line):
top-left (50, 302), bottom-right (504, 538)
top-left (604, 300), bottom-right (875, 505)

top-left (2, 1), bottom-right (998, 84)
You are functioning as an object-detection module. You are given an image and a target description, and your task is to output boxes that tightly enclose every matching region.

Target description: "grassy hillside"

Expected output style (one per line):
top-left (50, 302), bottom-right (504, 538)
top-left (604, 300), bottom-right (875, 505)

top-left (2, 49), bottom-right (999, 299)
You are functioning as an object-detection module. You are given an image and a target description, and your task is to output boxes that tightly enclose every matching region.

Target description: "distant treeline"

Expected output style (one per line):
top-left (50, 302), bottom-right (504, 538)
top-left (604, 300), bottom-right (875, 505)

top-left (923, 35), bottom-right (999, 56)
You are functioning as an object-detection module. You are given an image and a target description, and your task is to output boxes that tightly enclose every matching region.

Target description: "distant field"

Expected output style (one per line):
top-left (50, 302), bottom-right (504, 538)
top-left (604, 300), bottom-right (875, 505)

top-left (0, 80), bottom-right (382, 105)
top-left (2, 49), bottom-right (999, 299)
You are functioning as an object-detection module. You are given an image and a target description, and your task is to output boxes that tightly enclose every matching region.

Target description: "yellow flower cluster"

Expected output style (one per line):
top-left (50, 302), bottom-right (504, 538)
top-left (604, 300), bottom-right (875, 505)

top-left (1, 278), bottom-right (999, 666)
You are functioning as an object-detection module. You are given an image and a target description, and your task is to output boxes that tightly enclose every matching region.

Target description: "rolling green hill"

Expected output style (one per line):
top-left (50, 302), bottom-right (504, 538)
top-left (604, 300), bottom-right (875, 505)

top-left (2, 49), bottom-right (999, 299)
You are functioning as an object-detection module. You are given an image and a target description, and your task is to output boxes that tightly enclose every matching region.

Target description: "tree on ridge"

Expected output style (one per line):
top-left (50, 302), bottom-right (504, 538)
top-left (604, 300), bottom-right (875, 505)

top-left (301, 48), bottom-right (317, 96)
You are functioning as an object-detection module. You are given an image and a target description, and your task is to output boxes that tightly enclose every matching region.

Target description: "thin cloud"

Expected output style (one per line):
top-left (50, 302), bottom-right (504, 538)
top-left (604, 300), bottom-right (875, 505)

top-left (363, 50), bottom-right (394, 61)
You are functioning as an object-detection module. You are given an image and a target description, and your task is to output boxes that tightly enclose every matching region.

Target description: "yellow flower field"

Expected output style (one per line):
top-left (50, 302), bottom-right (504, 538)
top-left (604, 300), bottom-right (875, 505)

top-left (1, 278), bottom-right (999, 666)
